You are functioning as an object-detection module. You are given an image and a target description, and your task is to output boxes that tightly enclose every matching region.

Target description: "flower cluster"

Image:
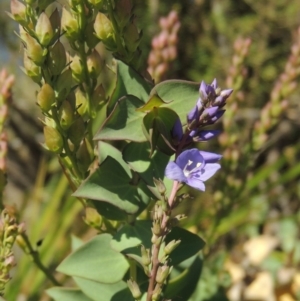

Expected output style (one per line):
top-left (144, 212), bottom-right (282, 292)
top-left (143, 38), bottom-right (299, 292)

top-left (166, 79), bottom-right (233, 190)
top-left (147, 10), bottom-right (181, 82)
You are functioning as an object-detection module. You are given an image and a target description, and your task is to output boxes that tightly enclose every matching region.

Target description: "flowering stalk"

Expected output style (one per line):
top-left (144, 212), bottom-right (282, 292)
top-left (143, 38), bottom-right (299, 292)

top-left (145, 79), bottom-right (233, 301)
top-left (252, 27), bottom-right (300, 150)
top-left (0, 70), bottom-right (14, 210)
top-left (147, 10), bottom-right (181, 83)
top-left (0, 209), bottom-right (25, 296)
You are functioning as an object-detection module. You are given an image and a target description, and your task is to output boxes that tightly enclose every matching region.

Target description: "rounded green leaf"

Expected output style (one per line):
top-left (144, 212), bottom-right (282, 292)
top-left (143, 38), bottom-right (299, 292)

top-left (94, 95), bottom-right (146, 142)
top-left (150, 80), bottom-right (200, 125)
top-left (57, 234), bottom-right (129, 283)
top-left (73, 156), bottom-right (151, 215)
top-left (46, 287), bottom-right (93, 301)
top-left (108, 60), bottom-right (152, 113)
top-left (74, 277), bottom-right (134, 301)
top-left (111, 220), bottom-right (152, 252)
top-left (165, 227), bottom-right (205, 265)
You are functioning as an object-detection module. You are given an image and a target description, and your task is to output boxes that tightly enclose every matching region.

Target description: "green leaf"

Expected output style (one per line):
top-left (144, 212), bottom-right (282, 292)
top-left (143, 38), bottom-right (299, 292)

top-left (46, 287), bottom-right (93, 301)
top-left (111, 220), bottom-right (152, 252)
top-left (74, 277), bottom-right (134, 301)
top-left (136, 93), bottom-right (168, 112)
top-left (73, 156), bottom-right (151, 215)
top-left (165, 255), bottom-right (203, 300)
top-left (57, 234), bottom-right (129, 283)
top-left (123, 142), bottom-right (170, 197)
top-left (150, 80), bottom-right (200, 124)
top-left (165, 227), bottom-right (205, 266)
top-left (94, 95), bottom-right (146, 142)
top-left (108, 60), bottom-right (152, 114)
top-left (142, 107), bottom-right (179, 156)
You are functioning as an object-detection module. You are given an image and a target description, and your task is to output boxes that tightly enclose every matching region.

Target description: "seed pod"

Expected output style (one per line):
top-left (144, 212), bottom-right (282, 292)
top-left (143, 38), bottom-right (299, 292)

top-left (61, 7), bottom-right (80, 40)
top-left (94, 12), bottom-right (117, 50)
top-left (10, 0), bottom-right (26, 24)
top-left (59, 100), bottom-right (74, 130)
top-left (75, 88), bottom-right (88, 117)
top-left (70, 54), bottom-right (85, 83)
top-left (87, 49), bottom-right (102, 79)
top-left (37, 83), bottom-right (56, 112)
top-left (24, 33), bottom-right (46, 66)
top-left (22, 53), bottom-right (42, 84)
top-left (35, 12), bottom-right (54, 46)
top-left (44, 126), bottom-right (63, 153)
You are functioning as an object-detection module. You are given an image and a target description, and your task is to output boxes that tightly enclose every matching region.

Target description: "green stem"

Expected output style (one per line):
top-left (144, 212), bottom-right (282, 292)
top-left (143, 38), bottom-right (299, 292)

top-left (19, 233), bottom-right (61, 287)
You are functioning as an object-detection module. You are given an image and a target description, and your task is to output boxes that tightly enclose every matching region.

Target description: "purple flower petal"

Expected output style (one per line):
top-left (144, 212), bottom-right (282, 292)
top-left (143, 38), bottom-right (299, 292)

top-left (210, 110), bottom-right (225, 123)
top-left (199, 151), bottom-right (222, 163)
top-left (187, 106), bottom-right (198, 123)
top-left (176, 149), bottom-right (204, 170)
top-left (221, 89), bottom-right (233, 98)
top-left (186, 177), bottom-right (206, 191)
top-left (211, 79), bottom-right (218, 89)
top-left (199, 81), bottom-right (208, 99)
top-left (203, 106), bottom-right (219, 118)
top-left (196, 130), bottom-right (221, 141)
top-left (164, 161), bottom-right (186, 182)
top-left (198, 163), bottom-right (221, 181)
top-left (172, 118), bottom-right (183, 140)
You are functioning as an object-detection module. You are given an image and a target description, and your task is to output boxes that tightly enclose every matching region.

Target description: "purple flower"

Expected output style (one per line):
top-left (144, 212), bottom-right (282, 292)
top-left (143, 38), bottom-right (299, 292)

top-left (165, 148), bottom-right (221, 191)
top-left (190, 130), bottom-right (221, 141)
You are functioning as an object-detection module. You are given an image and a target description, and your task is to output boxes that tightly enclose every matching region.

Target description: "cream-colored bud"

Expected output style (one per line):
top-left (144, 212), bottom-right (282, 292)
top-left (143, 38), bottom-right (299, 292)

top-left (44, 126), bottom-right (63, 153)
top-left (87, 49), bottom-right (102, 79)
top-left (24, 33), bottom-right (46, 65)
top-left (37, 83), bottom-right (56, 112)
top-left (35, 12), bottom-right (54, 46)
top-left (61, 7), bottom-right (80, 40)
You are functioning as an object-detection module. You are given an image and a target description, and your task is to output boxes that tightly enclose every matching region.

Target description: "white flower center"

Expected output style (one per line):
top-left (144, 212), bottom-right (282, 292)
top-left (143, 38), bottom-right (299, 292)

top-left (183, 160), bottom-right (202, 177)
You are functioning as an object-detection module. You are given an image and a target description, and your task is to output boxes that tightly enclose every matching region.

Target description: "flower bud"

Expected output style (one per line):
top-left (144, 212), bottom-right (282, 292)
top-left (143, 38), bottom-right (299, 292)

top-left (55, 68), bottom-right (72, 102)
top-left (87, 49), bottom-right (102, 79)
top-left (152, 221), bottom-right (161, 236)
top-left (59, 100), bottom-right (74, 130)
top-left (68, 117), bottom-right (85, 146)
top-left (83, 207), bottom-right (102, 228)
top-left (70, 54), bottom-right (84, 82)
top-left (164, 239), bottom-right (181, 255)
top-left (127, 279), bottom-right (142, 299)
top-left (61, 7), bottom-right (80, 40)
top-left (43, 126), bottom-right (63, 153)
top-left (22, 53), bottom-right (42, 83)
top-left (141, 245), bottom-right (151, 266)
top-left (94, 12), bottom-right (117, 50)
top-left (76, 138), bottom-right (94, 173)
top-left (75, 88), bottom-right (88, 117)
top-left (47, 40), bottom-right (66, 75)
top-left (35, 12), bottom-right (54, 46)
top-left (123, 21), bottom-right (140, 53)
top-left (10, 0), bottom-right (26, 23)
top-left (152, 284), bottom-right (162, 301)
top-left (156, 265), bottom-right (170, 284)
top-left (37, 83), bottom-right (56, 112)
top-left (153, 177), bottom-right (166, 195)
top-left (24, 33), bottom-right (46, 65)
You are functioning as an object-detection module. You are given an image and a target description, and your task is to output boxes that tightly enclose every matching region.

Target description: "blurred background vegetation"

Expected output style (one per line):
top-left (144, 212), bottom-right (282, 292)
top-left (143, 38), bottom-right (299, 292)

top-left (1, 0), bottom-right (300, 300)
